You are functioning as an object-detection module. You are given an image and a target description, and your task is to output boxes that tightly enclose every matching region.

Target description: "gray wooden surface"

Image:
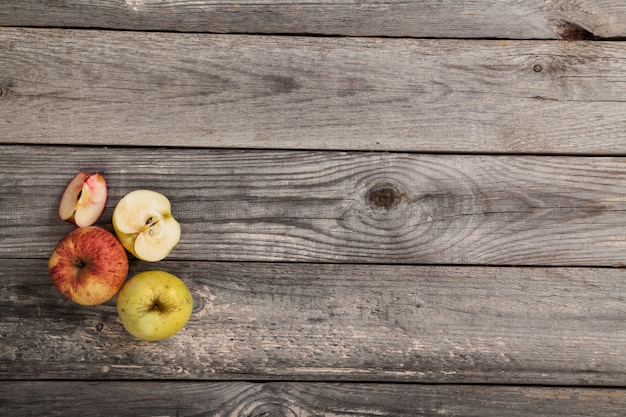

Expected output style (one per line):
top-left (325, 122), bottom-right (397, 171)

top-left (2, 146), bottom-right (626, 265)
top-left (3, 259), bottom-right (626, 384)
top-left (2, 28), bottom-right (626, 153)
top-left (2, 1), bottom-right (626, 415)
top-left (3, 381), bottom-right (626, 417)
top-left (1, 0), bottom-right (626, 39)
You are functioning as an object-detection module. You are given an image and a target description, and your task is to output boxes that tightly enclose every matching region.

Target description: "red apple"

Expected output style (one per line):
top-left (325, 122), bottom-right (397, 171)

top-left (48, 226), bottom-right (129, 305)
top-left (58, 172), bottom-right (107, 227)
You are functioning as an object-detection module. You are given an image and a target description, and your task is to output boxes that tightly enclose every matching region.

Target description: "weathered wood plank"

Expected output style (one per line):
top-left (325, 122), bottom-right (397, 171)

top-left (2, 29), bottom-right (626, 154)
top-left (1, 0), bottom-right (625, 39)
top-left (2, 259), bottom-right (626, 384)
top-left (2, 381), bottom-right (626, 417)
top-left (1, 145), bottom-right (626, 266)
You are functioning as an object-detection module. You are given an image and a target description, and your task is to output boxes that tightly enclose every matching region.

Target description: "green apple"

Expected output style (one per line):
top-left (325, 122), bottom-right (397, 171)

top-left (48, 226), bottom-right (128, 305)
top-left (116, 270), bottom-right (193, 341)
top-left (112, 190), bottom-right (181, 262)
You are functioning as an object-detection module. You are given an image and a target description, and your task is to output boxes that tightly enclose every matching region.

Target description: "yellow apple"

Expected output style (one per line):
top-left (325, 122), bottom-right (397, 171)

top-left (48, 226), bottom-right (128, 305)
top-left (112, 190), bottom-right (181, 262)
top-left (116, 270), bottom-right (193, 341)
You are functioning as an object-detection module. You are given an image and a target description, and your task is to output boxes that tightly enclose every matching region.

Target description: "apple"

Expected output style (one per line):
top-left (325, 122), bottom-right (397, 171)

top-left (112, 190), bottom-right (181, 262)
top-left (116, 270), bottom-right (193, 341)
top-left (58, 172), bottom-right (107, 227)
top-left (48, 226), bottom-right (129, 305)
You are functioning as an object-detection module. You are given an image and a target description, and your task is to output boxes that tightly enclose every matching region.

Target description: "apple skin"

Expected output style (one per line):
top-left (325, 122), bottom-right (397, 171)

top-left (58, 172), bottom-right (107, 227)
top-left (116, 270), bottom-right (193, 341)
top-left (112, 190), bottom-right (181, 262)
top-left (48, 226), bottom-right (129, 305)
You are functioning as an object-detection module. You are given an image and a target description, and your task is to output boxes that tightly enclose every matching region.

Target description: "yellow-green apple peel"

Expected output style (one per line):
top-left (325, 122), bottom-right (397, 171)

top-left (116, 270), bottom-right (193, 341)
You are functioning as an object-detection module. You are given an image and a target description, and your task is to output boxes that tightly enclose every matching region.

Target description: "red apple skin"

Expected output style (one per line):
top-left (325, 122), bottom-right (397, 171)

top-left (48, 226), bottom-right (129, 305)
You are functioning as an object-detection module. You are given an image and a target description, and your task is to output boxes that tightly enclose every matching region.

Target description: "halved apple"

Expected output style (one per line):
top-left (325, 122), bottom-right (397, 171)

top-left (58, 172), bottom-right (107, 227)
top-left (112, 190), bottom-right (181, 262)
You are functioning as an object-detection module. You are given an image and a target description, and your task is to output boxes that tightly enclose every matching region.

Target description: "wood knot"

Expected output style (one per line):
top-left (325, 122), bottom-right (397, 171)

top-left (553, 20), bottom-right (596, 40)
top-left (191, 292), bottom-right (204, 314)
top-left (368, 183), bottom-right (400, 210)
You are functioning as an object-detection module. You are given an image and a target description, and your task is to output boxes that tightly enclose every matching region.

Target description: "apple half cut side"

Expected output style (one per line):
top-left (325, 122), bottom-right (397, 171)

top-left (58, 172), bottom-right (107, 227)
top-left (112, 189), bottom-right (181, 262)
top-left (116, 270), bottom-right (193, 341)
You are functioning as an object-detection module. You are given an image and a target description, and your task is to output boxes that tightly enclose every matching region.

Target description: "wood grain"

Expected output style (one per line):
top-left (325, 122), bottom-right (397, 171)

top-left (1, 0), bottom-right (625, 39)
top-left (1, 145), bottom-right (626, 266)
top-left (3, 3), bottom-right (626, 413)
top-left (2, 381), bottom-right (626, 417)
top-left (2, 28), bottom-right (626, 154)
top-left (2, 259), bottom-right (626, 384)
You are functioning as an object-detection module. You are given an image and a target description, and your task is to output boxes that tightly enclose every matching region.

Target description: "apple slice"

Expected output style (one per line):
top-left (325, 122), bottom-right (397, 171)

top-left (112, 190), bottom-right (181, 262)
top-left (58, 172), bottom-right (107, 227)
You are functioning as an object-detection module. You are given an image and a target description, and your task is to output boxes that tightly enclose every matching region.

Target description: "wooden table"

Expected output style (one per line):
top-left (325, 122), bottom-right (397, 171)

top-left (2, 1), bottom-right (626, 415)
